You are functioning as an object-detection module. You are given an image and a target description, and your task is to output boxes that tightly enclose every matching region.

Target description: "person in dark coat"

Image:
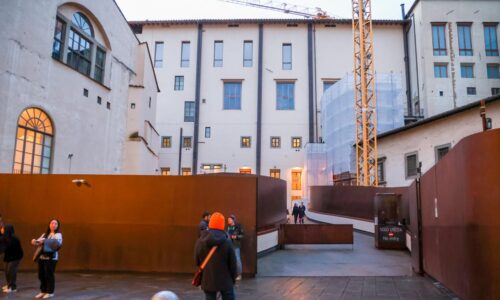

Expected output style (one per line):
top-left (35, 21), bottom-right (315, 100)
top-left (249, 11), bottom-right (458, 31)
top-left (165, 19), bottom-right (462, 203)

top-left (292, 203), bottom-right (299, 224)
top-left (198, 211), bottom-right (211, 237)
top-left (1, 224), bottom-right (24, 293)
top-left (298, 202), bottom-right (306, 224)
top-left (227, 214), bottom-right (244, 280)
top-left (195, 212), bottom-right (237, 300)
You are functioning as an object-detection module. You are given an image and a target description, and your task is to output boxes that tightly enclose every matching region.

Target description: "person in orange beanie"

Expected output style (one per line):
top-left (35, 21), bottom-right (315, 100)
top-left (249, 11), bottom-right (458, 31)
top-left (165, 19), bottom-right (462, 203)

top-left (195, 212), bottom-right (237, 300)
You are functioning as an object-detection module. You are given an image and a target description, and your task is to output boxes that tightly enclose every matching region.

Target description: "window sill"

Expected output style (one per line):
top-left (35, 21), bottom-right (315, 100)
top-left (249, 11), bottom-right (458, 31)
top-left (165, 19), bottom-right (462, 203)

top-left (52, 57), bottom-right (111, 91)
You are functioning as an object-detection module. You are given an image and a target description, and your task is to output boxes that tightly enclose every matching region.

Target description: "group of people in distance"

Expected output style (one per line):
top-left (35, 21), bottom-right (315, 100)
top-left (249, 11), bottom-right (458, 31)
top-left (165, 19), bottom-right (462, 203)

top-left (0, 216), bottom-right (62, 299)
top-left (292, 202), bottom-right (307, 224)
top-left (196, 211), bottom-right (244, 300)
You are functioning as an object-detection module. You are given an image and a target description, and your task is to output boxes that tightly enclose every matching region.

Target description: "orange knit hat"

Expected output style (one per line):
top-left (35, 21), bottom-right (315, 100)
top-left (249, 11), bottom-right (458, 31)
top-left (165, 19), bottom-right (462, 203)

top-left (208, 212), bottom-right (225, 230)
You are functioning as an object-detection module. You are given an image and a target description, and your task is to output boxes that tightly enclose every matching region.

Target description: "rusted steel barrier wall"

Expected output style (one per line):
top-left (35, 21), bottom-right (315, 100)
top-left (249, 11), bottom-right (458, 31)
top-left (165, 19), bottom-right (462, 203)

top-left (419, 129), bottom-right (500, 300)
top-left (309, 185), bottom-right (409, 222)
top-left (279, 224), bottom-right (353, 245)
top-left (256, 176), bottom-right (287, 232)
top-left (0, 174), bottom-right (279, 275)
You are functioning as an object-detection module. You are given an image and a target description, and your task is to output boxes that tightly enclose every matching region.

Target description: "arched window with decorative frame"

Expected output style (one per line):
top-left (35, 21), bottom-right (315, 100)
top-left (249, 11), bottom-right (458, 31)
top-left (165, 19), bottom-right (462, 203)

top-left (52, 8), bottom-right (108, 84)
top-left (13, 108), bottom-right (54, 174)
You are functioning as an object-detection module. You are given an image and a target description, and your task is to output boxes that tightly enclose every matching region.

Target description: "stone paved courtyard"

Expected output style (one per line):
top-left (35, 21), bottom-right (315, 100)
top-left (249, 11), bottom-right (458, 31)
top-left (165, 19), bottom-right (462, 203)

top-left (0, 272), bottom-right (452, 300)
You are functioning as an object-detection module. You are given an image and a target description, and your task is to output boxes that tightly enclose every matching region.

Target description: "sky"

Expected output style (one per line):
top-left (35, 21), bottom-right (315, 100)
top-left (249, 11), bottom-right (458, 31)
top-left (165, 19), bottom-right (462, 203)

top-left (115, 0), bottom-right (417, 21)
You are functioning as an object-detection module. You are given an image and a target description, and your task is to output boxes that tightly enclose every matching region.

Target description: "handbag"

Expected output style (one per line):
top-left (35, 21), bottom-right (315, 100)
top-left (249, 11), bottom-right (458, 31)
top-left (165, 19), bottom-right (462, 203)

top-left (32, 245), bottom-right (43, 262)
top-left (192, 246), bottom-right (218, 287)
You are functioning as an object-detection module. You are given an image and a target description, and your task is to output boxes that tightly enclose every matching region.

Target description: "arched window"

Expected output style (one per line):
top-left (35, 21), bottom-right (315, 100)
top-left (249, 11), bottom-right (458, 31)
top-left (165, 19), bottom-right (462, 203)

top-left (52, 9), bottom-right (107, 83)
top-left (72, 12), bottom-right (94, 37)
top-left (13, 108), bottom-right (54, 174)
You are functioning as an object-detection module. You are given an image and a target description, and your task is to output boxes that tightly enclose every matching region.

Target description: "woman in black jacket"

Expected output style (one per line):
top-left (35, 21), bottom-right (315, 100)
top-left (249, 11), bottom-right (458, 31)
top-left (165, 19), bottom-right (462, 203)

top-left (1, 224), bottom-right (24, 293)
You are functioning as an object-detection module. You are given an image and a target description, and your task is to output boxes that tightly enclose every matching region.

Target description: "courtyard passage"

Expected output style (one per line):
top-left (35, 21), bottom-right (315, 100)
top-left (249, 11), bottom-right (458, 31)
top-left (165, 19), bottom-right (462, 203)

top-left (0, 272), bottom-right (452, 300)
top-left (258, 231), bottom-right (412, 276)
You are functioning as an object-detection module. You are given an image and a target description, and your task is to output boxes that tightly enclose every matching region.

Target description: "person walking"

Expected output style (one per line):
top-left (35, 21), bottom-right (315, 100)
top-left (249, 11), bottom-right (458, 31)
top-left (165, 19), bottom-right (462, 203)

top-left (298, 202), bottom-right (306, 224)
top-left (31, 219), bottom-right (63, 299)
top-left (292, 203), bottom-right (299, 224)
top-left (199, 211), bottom-right (211, 236)
top-left (195, 212), bottom-right (237, 300)
top-left (1, 224), bottom-right (23, 293)
top-left (227, 214), bottom-right (244, 281)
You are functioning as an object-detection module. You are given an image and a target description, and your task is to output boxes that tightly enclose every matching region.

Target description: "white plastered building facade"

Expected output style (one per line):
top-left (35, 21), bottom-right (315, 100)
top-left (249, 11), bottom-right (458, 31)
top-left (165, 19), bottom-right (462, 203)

top-left (0, 0), bottom-right (160, 175)
top-left (405, 0), bottom-right (500, 118)
top-left (132, 19), bottom-right (406, 202)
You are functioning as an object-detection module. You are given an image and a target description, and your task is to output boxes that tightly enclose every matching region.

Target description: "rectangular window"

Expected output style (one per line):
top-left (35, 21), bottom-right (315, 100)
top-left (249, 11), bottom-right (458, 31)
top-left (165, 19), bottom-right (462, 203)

top-left (405, 152), bottom-right (418, 179)
top-left (377, 157), bottom-right (386, 184)
top-left (432, 24), bottom-right (447, 56)
top-left (492, 88), bottom-right (500, 95)
top-left (205, 127), bottom-right (211, 138)
top-left (161, 167), bottom-right (170, 176)
top-left (130, 102), bottom-right (134, 109)
top-left (174, 76), bottom-right (184, 91)
top-left (282, 43), bottom-right (292, 70)
top-left (161, 136), bottom-right (171, 148)
top-left (183, 137), bottom-right (192, 148)
top-left (184, 101), bottom-right (195, 122)
top-left (484, 24), bottom-right (499, 56)
top-left (460, 64), bottom-right (474, 78)
top-left (181, 41), bottom-right (190, 67)
top-left (457, 24), bottom-right (473, 56)
top-left (52, 18), bottom-right (66, 60)
top-left (487, 64), bottom-right (500, 79)
top-left (323, 80), bottom-right (338, 92)
top-left (241, 136), bottom-right (251, 148)
top-left (270, 136), bottom-right (281, 148)
top-left (243, 41), bottom-right (253, 67)
top-left (435, 144), bottom-right (451, 163)
top-left (94, 47), bottom-right (106, 83)
top-left (270, 169), bottom-right (280, 179)
top-left (239, 167), bottom-right (252, 174)
top-left (223, 82), bottom-right (242, 110)
top-left (182, 167), bottom-right (192, 176)
top-left (67, 29), bottom-right (92, 76)
top-left (276, 82), bottom-right (295, 110)
top-left (292, 137), bottom-right (302, 149)
top-left (434, 63), bottom-right (448, 78)
top-left (214, 41), bottom-right (223, 67)
top-left (154, 42), bottom-right (164, 68)
top-left (291, 170), bottom-right (302, 191)
top-left (467, 87), bottom-right (477, 95)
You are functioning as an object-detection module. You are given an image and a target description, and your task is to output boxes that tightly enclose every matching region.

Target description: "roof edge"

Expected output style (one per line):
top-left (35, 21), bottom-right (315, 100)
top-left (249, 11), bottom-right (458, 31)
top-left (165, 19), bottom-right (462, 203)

top-left (128, 18), bottom-right (407, 26)
top-left (378, 94), bottom-right (500, 140)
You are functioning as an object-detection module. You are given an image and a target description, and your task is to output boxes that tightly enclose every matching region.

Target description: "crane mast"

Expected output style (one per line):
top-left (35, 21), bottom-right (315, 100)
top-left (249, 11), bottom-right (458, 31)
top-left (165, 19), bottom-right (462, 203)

top-left (352, 0), bottom-right (378, 186)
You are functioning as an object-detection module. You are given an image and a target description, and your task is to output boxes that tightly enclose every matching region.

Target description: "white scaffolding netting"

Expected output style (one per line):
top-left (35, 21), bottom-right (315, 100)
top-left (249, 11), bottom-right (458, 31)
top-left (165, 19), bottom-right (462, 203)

top-left (306, 73), bottom-right (404, 197)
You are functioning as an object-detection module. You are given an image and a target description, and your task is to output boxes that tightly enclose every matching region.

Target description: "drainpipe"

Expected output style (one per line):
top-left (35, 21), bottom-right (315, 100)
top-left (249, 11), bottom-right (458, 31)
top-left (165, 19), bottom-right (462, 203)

top-left (401, 4), bottom-right (413, 118)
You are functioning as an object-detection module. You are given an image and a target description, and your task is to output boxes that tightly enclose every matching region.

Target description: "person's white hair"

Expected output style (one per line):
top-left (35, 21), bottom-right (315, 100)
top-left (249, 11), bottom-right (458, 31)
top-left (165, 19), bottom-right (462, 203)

top-left (151, 290), bottom-right (180, 300)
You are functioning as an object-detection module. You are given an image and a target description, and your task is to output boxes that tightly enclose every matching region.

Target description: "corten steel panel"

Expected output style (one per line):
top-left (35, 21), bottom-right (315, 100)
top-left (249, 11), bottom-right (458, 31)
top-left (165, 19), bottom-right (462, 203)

top-left (279, 224), bottom-right (353, 245)
top-left (256, 176), bottom-right (287, 232)
top-left (420, 129), bottom-right (500, 300)
top-left (309, 186), bottom-right (410, 222)
top-left (0, 174), bottom-right (259, 274)
top-left (405, 181), bottom-right (421, 274)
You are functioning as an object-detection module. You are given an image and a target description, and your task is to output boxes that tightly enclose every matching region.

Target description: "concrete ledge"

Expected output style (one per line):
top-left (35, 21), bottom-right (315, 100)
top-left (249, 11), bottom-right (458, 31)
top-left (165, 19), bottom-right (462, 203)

top-left (307, 210), bottom-right (375, 233)
top-left (257, 229), bottom-right (279, 254)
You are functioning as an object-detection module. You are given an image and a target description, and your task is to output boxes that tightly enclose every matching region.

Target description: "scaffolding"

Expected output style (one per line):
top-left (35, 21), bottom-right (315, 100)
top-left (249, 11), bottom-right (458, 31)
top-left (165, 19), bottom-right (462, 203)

top-left (305, 73), bottom-right (404, 198)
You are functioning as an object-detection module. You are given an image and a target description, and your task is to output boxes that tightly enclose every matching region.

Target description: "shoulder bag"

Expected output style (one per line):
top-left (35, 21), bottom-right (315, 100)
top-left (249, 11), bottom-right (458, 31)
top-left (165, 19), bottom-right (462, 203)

top-left (192, 246), bottom-right (217, 287)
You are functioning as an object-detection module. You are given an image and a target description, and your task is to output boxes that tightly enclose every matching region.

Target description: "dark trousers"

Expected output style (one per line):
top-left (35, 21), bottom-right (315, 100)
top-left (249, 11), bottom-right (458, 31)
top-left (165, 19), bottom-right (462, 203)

top-left (5, 260), bottom-right (21, 289)
top-left (205, 289), bottom-right (235, 300)
top-left (293, 215), bottom-right (298, 224)
top-left (38, 259), bottom-right (57, 293)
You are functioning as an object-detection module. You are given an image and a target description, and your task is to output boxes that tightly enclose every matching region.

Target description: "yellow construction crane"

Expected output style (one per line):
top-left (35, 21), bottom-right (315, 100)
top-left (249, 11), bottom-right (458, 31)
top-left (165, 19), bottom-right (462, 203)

top-left (352, 0), bottom-right (377, 186)
top-left (220, 0), bottom-right (378, 186)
